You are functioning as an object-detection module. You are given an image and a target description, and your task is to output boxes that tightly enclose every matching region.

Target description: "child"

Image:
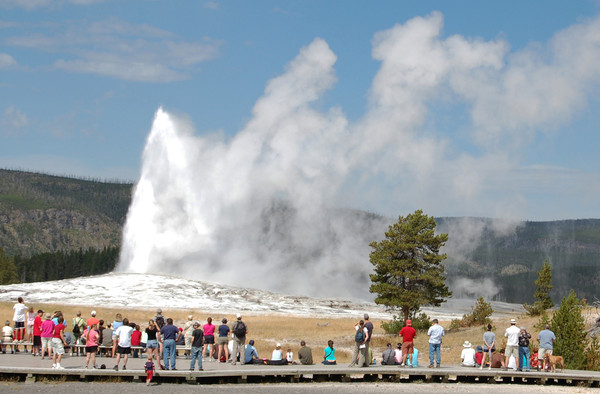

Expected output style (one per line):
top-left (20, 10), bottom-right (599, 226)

top-left (145, 354), bottom-right (155, 386)
top-left (286, 348), bottom-right (294, 364)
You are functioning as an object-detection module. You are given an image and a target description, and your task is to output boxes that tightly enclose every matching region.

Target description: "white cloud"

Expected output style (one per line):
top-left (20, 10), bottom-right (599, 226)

top-left (0, 53), bottom-right (16, 68)
top-left (0, 0), bottom-right (103, 9)
top-left (5, 18), bottom-right (222, 82)
top-left (1, 105), bottom-right (28, 135)
top-left (203, 1), bottom-right (218, 10)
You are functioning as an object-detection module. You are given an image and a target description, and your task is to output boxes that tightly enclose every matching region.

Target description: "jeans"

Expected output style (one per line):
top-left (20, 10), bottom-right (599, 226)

top-left (429, 343), bottom-right (441, 366)
top-left (190, 346), bottom-right (203, 370)
top-left (163, 339), bottom-right (176, 370)
top-left (518, 346), bottom-right (530, 370)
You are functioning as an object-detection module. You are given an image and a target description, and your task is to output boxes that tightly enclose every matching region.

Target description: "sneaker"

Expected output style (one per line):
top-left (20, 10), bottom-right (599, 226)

top-left (56, 366), bottom-right (64, 370)
top-left (113, 365), bottom-right (118, 371)
top-left (400, 363), bottom-right (405, 367)
top-left (122, 366), bottom-right (126, 370)
top-left (52, 364), bottom-right (56, 368)
top-left (436, 364), bottom-right (441, 368)
top-left (428, 364), bottom-right (434, 368)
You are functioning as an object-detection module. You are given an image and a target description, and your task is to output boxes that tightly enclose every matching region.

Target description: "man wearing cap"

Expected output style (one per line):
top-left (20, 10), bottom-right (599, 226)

top-left (399, 319), bottom-right (417, 367)
top-left (461, 341), bottom-right (476, 367)
top-left (87, 311), bottom-right (99, 328)
top-left (504, 318), bottom-right (521, 370)
top-left (427, 318), bottom-right (444, 368)
top-left (190, 321), bottom-right (204, 371)
top-left (518, 326), bottom-right (532, 371)
top-left (231, 314), bottom-right (247, 365)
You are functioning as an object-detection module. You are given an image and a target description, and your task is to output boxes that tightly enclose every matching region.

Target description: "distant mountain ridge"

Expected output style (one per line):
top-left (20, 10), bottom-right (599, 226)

top-left (1, 169), bottom-right (599, 304)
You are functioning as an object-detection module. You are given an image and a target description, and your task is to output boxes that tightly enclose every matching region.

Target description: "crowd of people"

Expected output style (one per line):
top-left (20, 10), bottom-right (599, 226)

top-left (1, 297), bottom-right (561, 380)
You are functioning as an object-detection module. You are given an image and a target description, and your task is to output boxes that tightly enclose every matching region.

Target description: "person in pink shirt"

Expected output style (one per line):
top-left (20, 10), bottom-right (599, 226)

top-left (40, 313), bottom-right (55, 360)
top-left (83, 323), bottom-right (99, 369)
top-left (202, 317), bottom-right (216, 361)
top-left (51, 317), bottom-right (67, 369)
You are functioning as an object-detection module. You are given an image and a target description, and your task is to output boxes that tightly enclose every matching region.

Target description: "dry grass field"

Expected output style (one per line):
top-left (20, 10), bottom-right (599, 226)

top-left (1, 301), bottom-right (595, 365)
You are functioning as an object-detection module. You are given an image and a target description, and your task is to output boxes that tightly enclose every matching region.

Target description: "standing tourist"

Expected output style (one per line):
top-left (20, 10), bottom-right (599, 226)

top-left (203, 317), bottom-right (216, 361)
top-left (32, 309), bottom-right (43, 356)
top-left (399, 319), bottom-right (417, 367)
top-left (427, 318), bottom-right (444, 368)
top-left (537, 324), bottom-right (556, 371)
top-left (111, 313), bottom-right (123, 358)
top-left (298, 340), bottom-right (313, 365)
top-left (51, 316), bottom-right (67, 369)
top-left (481, 323), bottom-right (496, 370)
top-left (83, 323), bottom-right (99, 369)
top-left (26, 306), bottom-right (36, 352)
top-left (190, 321), bottom-right (204, 371)
top-left (217, 318), bottom-right (230, 362)
top-left (231, 314), bottom-right (247, 365)
top-left (183, 315), bottom-right (194, 359)
top-left (349, 320), bottom-right (369, 367)
top-left (40, 313), bottom-right (54, 359)
top-left (504, 318), bottom-right (521, 370)
top-left (86, 310), bottom-right (99, 328)
top-left (518, 326), bottom-right (532, 371)
top-left (12, 297), bottom-right (28, 352)
top-left (364, 313), bottom-right (374, 363)
top-left (113, 318), bottom-right (133, 371)
top-left (145, 320), bottom-right (161, 367)
top-left (72, 311), bottom-right (86, 356)
top-left (160, 318), bottom-right (181, 370)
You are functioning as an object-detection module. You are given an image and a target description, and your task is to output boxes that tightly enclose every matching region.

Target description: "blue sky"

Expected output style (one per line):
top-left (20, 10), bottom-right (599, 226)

top-left (1, 0), bottom-right (600, 221)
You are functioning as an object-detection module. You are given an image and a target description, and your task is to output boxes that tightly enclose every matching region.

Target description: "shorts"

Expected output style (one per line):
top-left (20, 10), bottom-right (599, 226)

top-left (146, 339), bottom-right (159, 349)
top-left (117, 346), bottom-right (131, 355)
top-left (402, 341), bottom-right (414, 355)
top-left (204, 335), bottom-right (215, 344)
top-left (51, 338), bottom-right (65, 355)
top-left (85, 346), bottom-right (98, 354)
top-left (33, 336), bottom-right (41, 347)
top-left (217, 336), bottom-right (228, 345)
top-left (146, 370), bottom-right (154, 381)
top-left (26, 325), bottom-right (33, 335)
top-left (15, 321), bottom-right (25, 329)
top-left (41, 337), bottom-right (52, 349)
top-left (505, 345), bottom-right (519, 359)
top-left (539, 348), bottom-right (553, 359)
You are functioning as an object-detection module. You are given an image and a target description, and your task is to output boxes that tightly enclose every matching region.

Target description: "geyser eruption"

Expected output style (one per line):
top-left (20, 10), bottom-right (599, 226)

top-left (118, 39), bottom-right (389, 299)
top-left (118, 13), bottom-right (600, 299)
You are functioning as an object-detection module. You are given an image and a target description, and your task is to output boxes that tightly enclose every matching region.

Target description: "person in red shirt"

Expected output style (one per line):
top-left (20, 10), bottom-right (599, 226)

top-left (51, 317), bottom-right (67, 369)
top-left (131, 324), bottom-right (142, 358)
top-left (32, 310), bottom-right (43, 357)
top-left (399, 319), bottom-right (417, 367)
top-left (87, 310), bottom-right (100, 328)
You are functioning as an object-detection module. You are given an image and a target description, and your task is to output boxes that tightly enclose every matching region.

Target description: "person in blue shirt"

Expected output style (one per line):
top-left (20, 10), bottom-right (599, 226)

top-left (245, 339), bottom-right (259, 363)
top-left (160, 318), bottom-right (181, 370)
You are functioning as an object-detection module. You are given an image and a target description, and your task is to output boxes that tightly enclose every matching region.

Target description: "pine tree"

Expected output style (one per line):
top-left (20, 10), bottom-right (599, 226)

top-left (0, 248), bottom-right (19, 285)
top-left (551, 289), bottom-right (586, 370)
top-left (524, 259), bottom-right (554, 316)
top-left (369, 210), bottom-right (451, 321)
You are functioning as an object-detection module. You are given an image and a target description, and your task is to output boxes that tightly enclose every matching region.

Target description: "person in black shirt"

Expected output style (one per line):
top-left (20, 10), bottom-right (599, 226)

top-left (190, 322), bottom-right (204, 371)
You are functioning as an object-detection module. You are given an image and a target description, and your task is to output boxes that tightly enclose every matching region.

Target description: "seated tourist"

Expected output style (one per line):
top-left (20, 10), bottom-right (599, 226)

top-left (322, 340), bottom-right (336, 365)
top-left (245, 340), bottom-right (259, 364)
top-left (461, 341), bottom-right (476, 367)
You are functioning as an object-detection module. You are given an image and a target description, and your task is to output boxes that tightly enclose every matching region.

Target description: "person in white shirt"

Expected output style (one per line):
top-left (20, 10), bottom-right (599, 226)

top-left (461, 341), bottom-right (476, 367)
top-left (13, 297), bottom-right (28, 350)
top-left (504, 318), bottom-right (521, 370)
top-left (113, 318), bottom-right (133, 371)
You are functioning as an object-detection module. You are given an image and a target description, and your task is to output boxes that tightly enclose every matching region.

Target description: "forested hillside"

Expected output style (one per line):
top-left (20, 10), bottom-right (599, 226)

top-left (0, 169), bottom-right (132, 257)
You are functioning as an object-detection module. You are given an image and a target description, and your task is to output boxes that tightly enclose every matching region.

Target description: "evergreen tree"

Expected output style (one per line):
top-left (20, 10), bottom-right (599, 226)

top-left (369, 210), bottom-right (451, 321)
top-left (0, 248), bottom-right (19, 285)
top-left (551, 289), bottom-right (586, 370)
top-left (524, 259), bottom-right (554, 316)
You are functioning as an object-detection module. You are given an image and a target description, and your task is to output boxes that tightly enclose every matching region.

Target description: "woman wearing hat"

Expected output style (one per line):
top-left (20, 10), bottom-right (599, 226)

top-left (461, 341), bottom-right (476, 367)
top-left (40, 313), bottom-right (55, 360)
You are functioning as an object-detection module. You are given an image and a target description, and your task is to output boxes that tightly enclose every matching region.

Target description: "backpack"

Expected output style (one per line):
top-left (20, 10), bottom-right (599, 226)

top-left (355, 327), bottom-right (365, 343)
top-left (72, 318), bottom-right (82, 335)
top-left (234, 321), bottom-right (246, 337)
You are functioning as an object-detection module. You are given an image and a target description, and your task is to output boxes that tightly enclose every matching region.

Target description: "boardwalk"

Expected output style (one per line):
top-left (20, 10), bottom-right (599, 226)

top-left (0, 352), bottom-right (598, 387)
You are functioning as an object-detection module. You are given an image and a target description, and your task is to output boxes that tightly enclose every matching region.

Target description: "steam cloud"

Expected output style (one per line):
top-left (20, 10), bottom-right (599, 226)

top-left (118, 13), bottom-right (600, 300)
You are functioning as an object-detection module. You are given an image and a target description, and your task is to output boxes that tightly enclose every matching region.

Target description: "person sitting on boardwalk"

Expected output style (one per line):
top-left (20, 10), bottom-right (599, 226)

top-left (382, 343), bottom-right (396, 365)
top-left (245, 339), bottom-right (259, 364)
top-left (322, 340), bottom-right (336, 365)
top-left (269, 342), bottom-right (287, 365)
top-left (490, 349), bottom-right (506, 368)
top-left (101, 323), bottom-right (113, 357)
top-left (298, 340), bottom-right (313, 365)
top-left (475, 345), bottom-right (484, 367)
top-left (1, 320), bottom-right (14, 354)
top-left (394, 343), bottom-right (403, 364)
top-left (461, 341), bottom-right (476, 367)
